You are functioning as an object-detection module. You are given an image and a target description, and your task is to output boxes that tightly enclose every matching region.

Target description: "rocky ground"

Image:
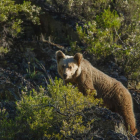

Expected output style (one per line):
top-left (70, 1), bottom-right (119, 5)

top-left (0, 42), bottom-right (140, 139)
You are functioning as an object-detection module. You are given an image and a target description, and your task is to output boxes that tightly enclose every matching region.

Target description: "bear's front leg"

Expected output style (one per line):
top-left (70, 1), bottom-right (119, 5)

top-left (77, 72), bottom-right (96, 96)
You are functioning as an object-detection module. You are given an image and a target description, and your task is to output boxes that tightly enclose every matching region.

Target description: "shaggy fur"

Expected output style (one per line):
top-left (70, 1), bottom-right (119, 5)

top-left (56, 50), bottom-right (137, 135)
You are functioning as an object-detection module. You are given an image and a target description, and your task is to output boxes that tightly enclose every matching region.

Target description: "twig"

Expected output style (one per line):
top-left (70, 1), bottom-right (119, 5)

top-left (114, 28), bottom-right (131, 49)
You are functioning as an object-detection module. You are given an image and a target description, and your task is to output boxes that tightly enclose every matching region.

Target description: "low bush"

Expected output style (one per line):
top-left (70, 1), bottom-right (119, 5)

top-left (0, 78), bottom-right (103, 140)
top-left (76, 6), bottom-right (140, 78)
top-left (0, 0), bottom-right (41, 50)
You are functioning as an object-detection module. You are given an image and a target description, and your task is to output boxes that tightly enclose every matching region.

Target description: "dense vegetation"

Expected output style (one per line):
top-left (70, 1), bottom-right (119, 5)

top-left (0, 79), bottom-right (102, 139)
top-left (45, 0), bottom-right (140, 82)
top-left (1, 0), bottom-right (140, 77)
top-left (0, 0), bottom-right (140, 139)
top-left (0, 0), bottom-right (41, 59)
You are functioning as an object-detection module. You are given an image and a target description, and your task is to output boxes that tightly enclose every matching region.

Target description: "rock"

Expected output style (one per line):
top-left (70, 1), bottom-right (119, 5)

top-left (130, 89), bottom-right (140, 113)
top-left (0, 68), bottom-right (34, 101)
top-left (71, 107), bottom-right (129, 140)
top-left (118, 76), bottom-right (128, 87)
top-left (111, 71), bottom-right (119, 78)
top-left (105, 130), bottom-right (128, 140)
top-left (90, 107), bottom-right (127, 136)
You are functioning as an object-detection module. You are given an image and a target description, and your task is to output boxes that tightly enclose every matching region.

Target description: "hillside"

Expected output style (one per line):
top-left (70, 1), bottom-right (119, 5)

top-left (0, 0), bottom-right (140, 139)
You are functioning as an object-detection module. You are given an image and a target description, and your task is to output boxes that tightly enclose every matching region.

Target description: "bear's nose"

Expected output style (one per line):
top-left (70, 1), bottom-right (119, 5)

top-left (63, 73), bottom-right (67, 79)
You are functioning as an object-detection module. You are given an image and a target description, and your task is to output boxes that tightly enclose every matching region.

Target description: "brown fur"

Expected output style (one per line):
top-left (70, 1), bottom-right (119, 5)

top-left (56, 50), bottom-right (137, 135)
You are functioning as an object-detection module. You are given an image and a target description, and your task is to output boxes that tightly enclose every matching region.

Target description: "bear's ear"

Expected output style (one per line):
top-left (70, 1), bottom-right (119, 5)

top-left (74, 53), bottom-right (83, 66)
top-left (56, 50), bottom-right (65, 63)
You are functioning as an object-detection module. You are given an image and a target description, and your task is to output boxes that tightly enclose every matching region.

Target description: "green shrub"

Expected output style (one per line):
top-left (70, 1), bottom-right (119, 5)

top-left (0, 78), bottom-right (103, 140)
top-left (76, 6), bottom-right (140, 77)
top-left (77, 8), bottom-right (122, 58)
top-left (0, 0), bottom-right (41, 49)
top-left (45, 0), bottom-right (111, 20)
top-left (44, 0), bottom-right (140, 79)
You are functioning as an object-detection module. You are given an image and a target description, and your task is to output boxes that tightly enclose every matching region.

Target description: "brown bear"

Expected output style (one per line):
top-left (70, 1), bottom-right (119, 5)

top-left (56, 50), bottom-right (137, 135)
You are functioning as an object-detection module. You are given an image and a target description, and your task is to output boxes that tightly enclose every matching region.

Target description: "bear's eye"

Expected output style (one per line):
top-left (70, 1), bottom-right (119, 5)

top-left (69, 66), bottom-right (72, 69)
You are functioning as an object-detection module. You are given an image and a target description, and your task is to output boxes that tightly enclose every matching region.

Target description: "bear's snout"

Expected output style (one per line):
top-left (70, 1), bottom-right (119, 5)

top-left (63, 73), bottom-right (67, 79)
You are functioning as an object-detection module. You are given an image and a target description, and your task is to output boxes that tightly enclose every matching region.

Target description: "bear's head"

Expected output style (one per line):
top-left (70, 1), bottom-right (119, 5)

top-left (56, 50), bottom-right (83, 80)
